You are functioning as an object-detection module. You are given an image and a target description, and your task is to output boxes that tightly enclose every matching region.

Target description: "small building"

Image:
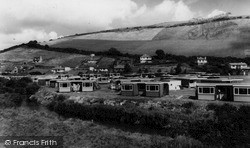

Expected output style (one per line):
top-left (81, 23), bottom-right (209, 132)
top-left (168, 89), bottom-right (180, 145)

top-left (33, 56), bottom-right (43, 63)
top-left (37, 78), bottom-right (51, 86)
top-left (114, 65), bottom-right (125, 73)
top-left (51, 66), bottom-right (66, 73)
top-left (197, 83), bottom-right (217, 101)
top-left (88, 54), bottom-right (98, 64)
top-left (57, 81), bottom-right (71, 93)
top-left (121, 82), bottom-right (139, 96)
top-left (108, 73), bottom-right (120, 78)
top-left (57, 80), bottom-right (99, 93)
top-left (97, 77), bottom-right (110, 84)
top-left (121, 81), bottom-right (169, 97)
top-left (4, 66), bottom-right (19, 74)
top-left (174, 77), bottom-right (206, 88)
top-left (197, 57), bottom-right (207, 66)
top-left (145, 82), bottom-right (169, 97)
top-left (234, 84), bottom-right (250, 102)
top-left (49, 79), bottom-right (58, 88)
top-left (164, 80), bottom-right (181, 90)
top-left (196, 83), bottom-right (250, 102)
top-left (229, 62), bottom-right (248, 69)
top-left (140, 54), bottom-right (152, 63)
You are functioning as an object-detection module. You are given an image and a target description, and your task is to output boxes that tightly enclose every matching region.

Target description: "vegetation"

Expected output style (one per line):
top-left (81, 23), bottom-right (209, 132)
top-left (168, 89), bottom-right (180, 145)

top-left (42, 94), bottom-right (250, 147)
top-left (2, 40), bottom-right (250, 75)
top-left (0, 77), bottom-right (40, 108)
top-left (0, 78), bottom-right (249, 147)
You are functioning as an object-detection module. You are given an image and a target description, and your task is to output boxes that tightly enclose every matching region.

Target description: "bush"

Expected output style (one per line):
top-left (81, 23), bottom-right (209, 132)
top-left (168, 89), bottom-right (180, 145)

top-left (181, 102), bottom-right (195, 109)
top-left (0, 93), bottom-right (25, 108)
top-left (26, 83), bottom-right (40, 96)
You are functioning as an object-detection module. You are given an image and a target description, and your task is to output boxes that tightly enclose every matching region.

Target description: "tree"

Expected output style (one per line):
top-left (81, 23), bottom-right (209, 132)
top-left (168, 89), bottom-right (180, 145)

top-left (175, 63), bottom-right (182, 74)
top-left (183, 68), bottom-right (187, 74)
top-left (170, 67), bottom-right (175, 74)
top-left (138, 69), bottom-right (142, 74)
top-left (155, 49), bottom-right (165, 60)
top-left (107, 48), bottom-right (122, 56)
top-left (144, 68), bottom-right (149, 73)
top-left (157, 69), bottom-right (162, 73)
top-left (124, 63), bottom-right (132, 73)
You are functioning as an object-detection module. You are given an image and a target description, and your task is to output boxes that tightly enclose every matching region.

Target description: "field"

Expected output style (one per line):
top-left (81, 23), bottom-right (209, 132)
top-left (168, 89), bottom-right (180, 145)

top-left (44, 18), bottom-right (250, 58)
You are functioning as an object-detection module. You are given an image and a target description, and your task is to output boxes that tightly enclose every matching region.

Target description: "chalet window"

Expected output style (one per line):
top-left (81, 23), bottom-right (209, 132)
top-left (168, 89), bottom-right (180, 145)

top-left (122, 85), bottom-right (133, 91)
top-left (198, 87), bottom-right (214, 94)
top-left (239, 88), bottom-right (248, 94)
top-left (60, 83), bottom-right (68, 87)
top-left (83, 82), bottom-right (92, 87)
top-left (234, 88), bottom-right (239, 95)
top-left (203, 88), bottom-right (210, 93)
top-left (146, 85), bottom-right (159, 92)
top-left (198, 87), bottom-right (202, 93)
top-left (211, 88), bottom-right (214, 93)
top-left (234, 87), bottom-right (250, 95)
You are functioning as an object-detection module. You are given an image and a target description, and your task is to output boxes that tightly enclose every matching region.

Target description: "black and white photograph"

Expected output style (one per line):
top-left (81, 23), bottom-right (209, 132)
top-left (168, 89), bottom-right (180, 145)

top-left (0, 0), bottom-right (250, 147)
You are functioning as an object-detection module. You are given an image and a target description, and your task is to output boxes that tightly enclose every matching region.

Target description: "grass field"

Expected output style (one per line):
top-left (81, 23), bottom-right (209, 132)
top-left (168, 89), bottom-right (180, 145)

top-left (44, 18), bottom-right (250, 58)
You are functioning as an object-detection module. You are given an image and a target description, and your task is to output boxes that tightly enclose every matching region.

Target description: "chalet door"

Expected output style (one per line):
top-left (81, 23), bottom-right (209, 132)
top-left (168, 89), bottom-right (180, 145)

top-left (137, 83), bottom-right (146, 96)
top-left (216, 86), bottom-right (234, 101)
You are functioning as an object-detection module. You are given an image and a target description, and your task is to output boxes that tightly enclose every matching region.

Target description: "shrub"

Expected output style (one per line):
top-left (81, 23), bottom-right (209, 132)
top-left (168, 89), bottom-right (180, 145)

top-left (181, 102), bottom-right (195, 109)
top-left (26, 83), bottom-right (40, 96)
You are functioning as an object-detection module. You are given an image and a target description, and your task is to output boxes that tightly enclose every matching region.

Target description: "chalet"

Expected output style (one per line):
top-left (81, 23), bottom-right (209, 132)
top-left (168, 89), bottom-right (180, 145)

top-left (97, 77), bottom-right (110, 84)
top-left (4, 66), bottom-right (19, 74)
top-left (229, 62), bottom-right (248, 69)
top-left (108, 73), bottom-right (120, 78)
top-left (33, 56), bottom-right (43, 63)
top-left (140, 54), bottom-right (152, 63)
top-left (164, 80), bottom-right (181, 90)
top-left (121, 82), bottom-right (139, 96)
top-left (145, 82), bottom-right (169, 97)
top-left (114, 65), bottom-right (125, 73)
top-left (228, 62), bottom-right (250, 75)
top-left (96, 65), bottom-right (109, 73)
top-left (57, 80), bottom-right (100, 93)
top-left (87, 54), bottom-right (98, 64)
top-left (197, 57), bottom-right (207, 66)
top-left (196, 83), bottom-right (250, 102)
top-left (173, 77), bottom-right (206, 88)
top-left (121, 81), bottom-right (169, 97)
top-left (51, 66), bottom-right (66, 73)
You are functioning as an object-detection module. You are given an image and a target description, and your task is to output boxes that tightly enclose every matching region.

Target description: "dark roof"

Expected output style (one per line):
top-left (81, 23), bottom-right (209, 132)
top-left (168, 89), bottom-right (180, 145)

top-left (114, 65), bottom-right (125, 69)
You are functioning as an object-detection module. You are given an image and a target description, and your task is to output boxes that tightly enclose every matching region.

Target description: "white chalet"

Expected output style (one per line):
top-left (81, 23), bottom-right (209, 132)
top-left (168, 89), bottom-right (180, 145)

top-left (197, 57), bottom-right (207, 66)
top-left (229, 62), bottom-right (248, 70)
top-left (140, 54), bottom-right (152, 63)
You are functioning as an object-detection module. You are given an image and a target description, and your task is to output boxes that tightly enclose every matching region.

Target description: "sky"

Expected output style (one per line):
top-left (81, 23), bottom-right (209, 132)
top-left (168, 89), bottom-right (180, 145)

top-left (0, 0), bottom-right (250, 50)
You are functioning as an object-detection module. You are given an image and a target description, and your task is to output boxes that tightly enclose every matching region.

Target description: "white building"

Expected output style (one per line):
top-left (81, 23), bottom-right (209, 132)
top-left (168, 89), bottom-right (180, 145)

top-left (166, 80), bottom-right (181, 90)
top-left (140, 54), bottom-right (152, 63)
top-left (229, 62), bottom-right (248, 69)
top-left (197, 57), bottom-right (207, 66)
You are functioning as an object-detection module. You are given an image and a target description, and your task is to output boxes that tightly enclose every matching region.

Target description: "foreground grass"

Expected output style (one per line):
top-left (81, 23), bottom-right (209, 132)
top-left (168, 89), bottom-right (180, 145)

top-left (0, 107), bottom-right (203, 148)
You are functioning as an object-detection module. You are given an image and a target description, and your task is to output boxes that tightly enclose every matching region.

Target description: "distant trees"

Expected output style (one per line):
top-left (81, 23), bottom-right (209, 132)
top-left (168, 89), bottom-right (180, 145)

top-left (175, 63), bottom-right (182, 74)
top-left (107, 48), bottom-right (122, 56)
top-left (155, 49), bottom-right (165, 60)
top-left (157, 69), bottom-right (162, 73)
top-left (0, 77), bottom-right (40, 108)
top-left (124, 63), bottom-right (132, 73)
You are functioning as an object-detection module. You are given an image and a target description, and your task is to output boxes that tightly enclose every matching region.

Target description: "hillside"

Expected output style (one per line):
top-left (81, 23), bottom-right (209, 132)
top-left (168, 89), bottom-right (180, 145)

top-left (43, 16), bottom-right (250, 57)
top-left (0, 47), bottom-right (90, 68)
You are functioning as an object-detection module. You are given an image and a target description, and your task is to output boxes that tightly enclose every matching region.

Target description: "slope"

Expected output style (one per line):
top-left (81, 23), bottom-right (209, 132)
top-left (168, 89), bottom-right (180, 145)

top-left (44, 16), bottom-right (250, 58)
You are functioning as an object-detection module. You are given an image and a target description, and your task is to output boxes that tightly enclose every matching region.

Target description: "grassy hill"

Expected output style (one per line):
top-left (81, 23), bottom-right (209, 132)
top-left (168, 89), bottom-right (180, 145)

top-left (0, 47), bottom-right (91, 68)
top-left (43, 16), bottom-right (250, 58)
